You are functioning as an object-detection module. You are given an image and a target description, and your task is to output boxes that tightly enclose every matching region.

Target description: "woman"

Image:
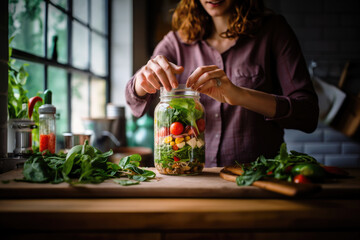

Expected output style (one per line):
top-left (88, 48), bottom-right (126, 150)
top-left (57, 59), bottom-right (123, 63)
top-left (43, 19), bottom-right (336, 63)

top-left (125, 0), bottom-right (319, 167)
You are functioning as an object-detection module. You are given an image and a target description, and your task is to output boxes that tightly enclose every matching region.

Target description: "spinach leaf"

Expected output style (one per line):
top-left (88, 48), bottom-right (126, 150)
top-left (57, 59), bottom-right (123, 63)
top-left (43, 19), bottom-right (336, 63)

top-left (23, 155), bottom-right (50, 182)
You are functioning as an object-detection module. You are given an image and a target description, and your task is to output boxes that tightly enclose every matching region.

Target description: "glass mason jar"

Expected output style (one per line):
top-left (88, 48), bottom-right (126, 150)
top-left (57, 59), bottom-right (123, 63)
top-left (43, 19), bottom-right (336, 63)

top-left (154, 84), bottom-right (205, 175)
top-left (38, 90), bottom-right (56, 153)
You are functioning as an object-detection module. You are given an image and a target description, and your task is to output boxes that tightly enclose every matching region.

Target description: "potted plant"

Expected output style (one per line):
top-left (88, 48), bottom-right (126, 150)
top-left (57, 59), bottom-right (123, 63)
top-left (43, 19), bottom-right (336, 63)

top-left (7, 37), bottom-right (43, 154)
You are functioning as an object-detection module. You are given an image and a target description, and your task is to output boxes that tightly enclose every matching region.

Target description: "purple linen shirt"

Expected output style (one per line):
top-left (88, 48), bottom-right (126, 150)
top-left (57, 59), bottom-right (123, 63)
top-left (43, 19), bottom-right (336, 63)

top-left (125, 14), bottom-right (319, 167)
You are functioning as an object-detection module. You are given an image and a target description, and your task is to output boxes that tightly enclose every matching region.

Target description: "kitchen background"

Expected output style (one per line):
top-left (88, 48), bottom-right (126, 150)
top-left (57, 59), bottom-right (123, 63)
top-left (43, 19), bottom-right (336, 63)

top-left (0, 0), bottom-right (359, 167)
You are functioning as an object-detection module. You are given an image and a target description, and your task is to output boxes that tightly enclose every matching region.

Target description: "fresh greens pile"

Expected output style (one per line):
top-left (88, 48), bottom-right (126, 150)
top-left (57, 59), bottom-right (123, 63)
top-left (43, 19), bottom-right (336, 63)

top-left (236, 143), bottom-right (320, 186)
top-left (21, 141), bottom-right (155, 185)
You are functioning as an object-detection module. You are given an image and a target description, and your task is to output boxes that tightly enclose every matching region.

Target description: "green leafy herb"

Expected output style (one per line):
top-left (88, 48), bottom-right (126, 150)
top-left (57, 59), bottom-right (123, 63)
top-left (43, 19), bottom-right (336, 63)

top-left (21, 141), bottom-right (156, 185)
top-left (236, 143), bottom-right (319, 186)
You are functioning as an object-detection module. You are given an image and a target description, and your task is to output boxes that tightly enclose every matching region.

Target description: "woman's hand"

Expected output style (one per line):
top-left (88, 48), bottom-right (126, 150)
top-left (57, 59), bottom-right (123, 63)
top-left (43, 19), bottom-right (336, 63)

top-left (186, 65), bottom-right (238, 105)
top-left (186, 65), bottom-right (277, 117)
top-left (134, 55), bottom-right (184, 97)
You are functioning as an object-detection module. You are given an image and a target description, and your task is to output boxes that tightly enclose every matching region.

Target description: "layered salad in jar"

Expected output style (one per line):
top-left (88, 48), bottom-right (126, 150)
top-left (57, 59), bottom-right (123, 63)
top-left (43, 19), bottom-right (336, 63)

top-left (154, 97), bottom-right (205, 175)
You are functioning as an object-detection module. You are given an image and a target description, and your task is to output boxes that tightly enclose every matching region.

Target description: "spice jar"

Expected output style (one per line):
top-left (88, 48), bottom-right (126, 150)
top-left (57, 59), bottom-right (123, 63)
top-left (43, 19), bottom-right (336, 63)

top-left (38, 90), bottom-right (56, 153)
top-left (154, 84), bottom-right (205, 175)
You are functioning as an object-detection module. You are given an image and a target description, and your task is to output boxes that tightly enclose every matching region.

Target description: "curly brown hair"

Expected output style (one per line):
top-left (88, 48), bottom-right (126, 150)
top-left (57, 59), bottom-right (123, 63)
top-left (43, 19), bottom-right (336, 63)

top-left (172, 0), bottom-right (265, 42)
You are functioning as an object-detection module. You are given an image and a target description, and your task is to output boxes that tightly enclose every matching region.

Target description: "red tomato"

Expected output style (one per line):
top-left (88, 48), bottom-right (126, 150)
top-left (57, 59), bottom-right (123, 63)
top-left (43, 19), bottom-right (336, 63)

top-left (170, 122), bottom-right (184, 135)
top-left (293, 174), bottom-right (312, 184)
top-left (174, 156), bottom-right (180, 162)
top-left (172, 145), bottom-right (179, 151)
top-left (267, 171), bottom-right (273, 175)
top-left (158, 127), bottom-right (170, 137)
top-left (196, 118), bottom-right (205, 132)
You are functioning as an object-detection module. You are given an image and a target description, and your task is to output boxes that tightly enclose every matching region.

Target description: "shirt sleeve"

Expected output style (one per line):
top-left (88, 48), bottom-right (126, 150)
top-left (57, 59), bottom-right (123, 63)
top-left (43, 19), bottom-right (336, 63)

top-left (266, 15), bottom-right (319, 133)
top-left (125, 32), bottom-right (179, 118)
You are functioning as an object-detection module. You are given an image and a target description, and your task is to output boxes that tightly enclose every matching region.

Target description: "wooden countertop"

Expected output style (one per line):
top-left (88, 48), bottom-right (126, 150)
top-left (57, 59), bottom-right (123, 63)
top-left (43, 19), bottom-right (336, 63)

top-left (1, 168), bottom-right (359, 239)
top-left (1, 168), bottom-right (360, 199)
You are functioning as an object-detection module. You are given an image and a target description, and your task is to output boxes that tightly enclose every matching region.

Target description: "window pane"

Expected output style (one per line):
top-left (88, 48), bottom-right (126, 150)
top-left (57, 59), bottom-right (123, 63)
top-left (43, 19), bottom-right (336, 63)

top-left (90, 78), bottom-right (106, 118)
top-left (48, 5), bottom-right (68, 64)
top-left (91, 32), bottom-right (107, 76)
top-left (8, 0), bottom-right (45, 57)
top-left (13, 60), bottom-right (44, 99)
top-left (51, 0), bottom-right (68, 10)
top-left (71, 73), bottom-right (89, 133)
top-left (73, 0), bottom-right (88, 23)
top-left (48, 67), bottom-right (68, 144)
top-left (72, 21), bottom-right (89, 69)
top-left (90, 0), bottom-right (106, 34)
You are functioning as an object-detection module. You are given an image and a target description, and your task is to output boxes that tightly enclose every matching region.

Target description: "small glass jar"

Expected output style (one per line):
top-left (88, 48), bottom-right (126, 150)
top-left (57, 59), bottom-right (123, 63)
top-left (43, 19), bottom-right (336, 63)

top-left (38, 90), bottom-right (56, 153)
top-left (154, 84), bottom-right (205, 175)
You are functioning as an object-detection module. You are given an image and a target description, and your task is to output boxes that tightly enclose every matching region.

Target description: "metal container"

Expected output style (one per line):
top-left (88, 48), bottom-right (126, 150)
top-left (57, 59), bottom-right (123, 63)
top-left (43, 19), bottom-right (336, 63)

top-left (10, 119), bottom-right (37, 156)
top-left (63, 133), bottom-right (91, 152)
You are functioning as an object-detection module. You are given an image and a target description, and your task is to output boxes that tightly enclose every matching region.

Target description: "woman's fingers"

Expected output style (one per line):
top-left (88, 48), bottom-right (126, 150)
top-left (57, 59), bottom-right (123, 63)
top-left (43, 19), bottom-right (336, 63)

top-left (156, 58), bottom-right (179, 89)
top-left (187, 66), bottom-right (224, 90)
top-left (136, 72), bottom-right (157, 94)
top-left (147, 59), bottom-right (172, 91)
top-left (135, 55), bottom-right (183, 96)
top-left (197, 78), bottom-right (219, 93)
top-left (186, 65), bottom-right (219, 88)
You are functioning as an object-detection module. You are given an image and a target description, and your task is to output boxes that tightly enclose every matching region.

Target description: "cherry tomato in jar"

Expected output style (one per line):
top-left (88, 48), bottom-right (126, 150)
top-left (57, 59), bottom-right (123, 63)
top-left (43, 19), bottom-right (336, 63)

top-left (293, 174), bottom-right (312, 184)
top-left (158, 127), bottom-right (170, 137)
top-left (170, 122), bottom-right (184, 135)
top-left (196, 118), bottom-right (205, 133)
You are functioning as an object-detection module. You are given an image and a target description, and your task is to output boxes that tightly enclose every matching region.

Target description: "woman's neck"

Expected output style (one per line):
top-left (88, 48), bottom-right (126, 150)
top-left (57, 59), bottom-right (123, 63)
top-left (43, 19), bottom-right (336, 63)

top-left (206, 15), bottom-right (237, 54)
top-left (210, 15), bottom-right (229, 40)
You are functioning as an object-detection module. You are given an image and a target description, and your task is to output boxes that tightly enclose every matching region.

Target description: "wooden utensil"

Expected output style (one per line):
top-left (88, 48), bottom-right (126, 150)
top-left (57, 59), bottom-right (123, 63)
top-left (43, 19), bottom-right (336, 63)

top-left (220, 167), bottom-right (322, 197)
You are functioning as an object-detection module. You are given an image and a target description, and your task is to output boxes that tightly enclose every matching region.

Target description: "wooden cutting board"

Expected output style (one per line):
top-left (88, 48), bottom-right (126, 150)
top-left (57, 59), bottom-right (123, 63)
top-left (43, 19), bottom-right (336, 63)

top-left (220, 167), bottom-right (322, 197)
top-left (0, 168), bottom-right (359, 199)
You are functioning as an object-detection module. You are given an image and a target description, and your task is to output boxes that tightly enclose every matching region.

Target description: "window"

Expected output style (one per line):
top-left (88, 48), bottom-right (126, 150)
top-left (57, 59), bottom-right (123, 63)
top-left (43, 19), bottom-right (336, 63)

top-left (8, 0), bottom-right (110, 148)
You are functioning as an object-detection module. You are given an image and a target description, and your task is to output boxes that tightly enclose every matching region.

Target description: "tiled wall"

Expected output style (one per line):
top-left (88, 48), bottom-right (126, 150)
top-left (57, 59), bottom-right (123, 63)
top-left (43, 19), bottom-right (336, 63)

top-left (265, 0), bottom-right (360, 167)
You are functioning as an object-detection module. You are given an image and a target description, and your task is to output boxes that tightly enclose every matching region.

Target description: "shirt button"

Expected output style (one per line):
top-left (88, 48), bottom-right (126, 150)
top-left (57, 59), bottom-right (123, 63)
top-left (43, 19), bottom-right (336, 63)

top-left (215, 134), bottom-right (219, 138)
top-left (215, 113), bottom-right (219, 118)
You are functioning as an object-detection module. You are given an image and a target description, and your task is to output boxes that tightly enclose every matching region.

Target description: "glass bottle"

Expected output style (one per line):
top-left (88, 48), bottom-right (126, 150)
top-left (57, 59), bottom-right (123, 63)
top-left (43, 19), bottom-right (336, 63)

top-left (154, 84), bottom-right (206, 175)
top-left (38, 90), bottom-right (56, 153)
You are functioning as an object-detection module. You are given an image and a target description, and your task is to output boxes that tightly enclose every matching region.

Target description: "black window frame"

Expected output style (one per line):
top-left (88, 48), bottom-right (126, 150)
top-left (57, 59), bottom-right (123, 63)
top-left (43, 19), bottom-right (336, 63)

top-left (10, 0), bottom-right (111, 132)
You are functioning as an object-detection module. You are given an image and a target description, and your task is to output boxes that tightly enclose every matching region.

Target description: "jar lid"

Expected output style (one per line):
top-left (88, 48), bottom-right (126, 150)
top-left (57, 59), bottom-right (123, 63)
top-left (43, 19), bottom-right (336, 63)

top-left (160, 84), bottom-right (199, 98)
top-left (39, 104), bottom-right (56, 114)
